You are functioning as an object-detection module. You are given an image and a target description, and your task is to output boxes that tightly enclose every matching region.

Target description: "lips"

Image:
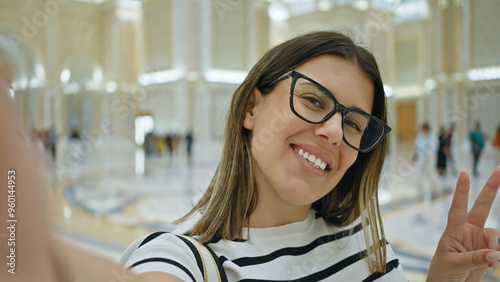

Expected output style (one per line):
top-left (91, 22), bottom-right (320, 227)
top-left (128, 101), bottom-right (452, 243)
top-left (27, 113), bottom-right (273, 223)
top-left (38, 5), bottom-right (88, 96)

top-left (292, 145), bottom-right (331, 171)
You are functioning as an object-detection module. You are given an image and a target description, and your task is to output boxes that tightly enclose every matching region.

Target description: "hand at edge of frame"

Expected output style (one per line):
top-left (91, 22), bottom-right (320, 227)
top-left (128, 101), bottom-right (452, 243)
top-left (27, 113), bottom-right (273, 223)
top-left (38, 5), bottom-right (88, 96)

top-left (427, 167), bottom-right (500, 282)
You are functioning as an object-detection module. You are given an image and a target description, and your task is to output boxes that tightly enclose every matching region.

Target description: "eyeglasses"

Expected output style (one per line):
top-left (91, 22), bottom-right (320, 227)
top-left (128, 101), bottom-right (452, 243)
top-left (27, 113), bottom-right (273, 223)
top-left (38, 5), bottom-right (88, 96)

top-left (270, 70), bottom-right (391, 153)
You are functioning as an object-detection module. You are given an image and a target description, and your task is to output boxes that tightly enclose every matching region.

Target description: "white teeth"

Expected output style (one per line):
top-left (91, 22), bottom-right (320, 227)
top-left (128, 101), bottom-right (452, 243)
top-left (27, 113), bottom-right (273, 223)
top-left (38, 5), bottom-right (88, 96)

top-left (320, 162), bottom-right (326, 170)
top-left (294, 147), bottom-right (328, 171)
top-left (307, 155), bottom-right (316, 162)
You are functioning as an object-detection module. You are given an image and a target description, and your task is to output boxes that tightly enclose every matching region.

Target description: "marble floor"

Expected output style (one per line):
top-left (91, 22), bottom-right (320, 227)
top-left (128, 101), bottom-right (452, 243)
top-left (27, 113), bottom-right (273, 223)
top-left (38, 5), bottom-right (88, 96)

top-left (47, 138), bottom-right (500, 281)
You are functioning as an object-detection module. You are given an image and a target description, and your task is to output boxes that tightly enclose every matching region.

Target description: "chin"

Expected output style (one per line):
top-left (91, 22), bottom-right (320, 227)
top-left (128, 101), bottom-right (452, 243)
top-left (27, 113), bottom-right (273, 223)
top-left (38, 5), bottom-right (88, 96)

top-left (279, 179), bottom-right (327, 205)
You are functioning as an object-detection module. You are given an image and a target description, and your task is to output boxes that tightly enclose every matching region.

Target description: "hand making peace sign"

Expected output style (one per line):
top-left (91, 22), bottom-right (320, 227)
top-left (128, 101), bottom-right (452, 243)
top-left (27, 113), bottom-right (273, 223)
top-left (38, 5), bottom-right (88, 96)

top-left (427, 167), bottom-right (500, 281)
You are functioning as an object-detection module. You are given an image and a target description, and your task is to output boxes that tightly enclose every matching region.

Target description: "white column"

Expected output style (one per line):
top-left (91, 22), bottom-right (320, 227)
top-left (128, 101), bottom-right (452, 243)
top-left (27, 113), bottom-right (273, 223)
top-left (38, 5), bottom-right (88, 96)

top-left (200, 0), bottom-right (211, 76)
top-left (111, 14), bottom-right (121, 88)
top-left (193, 81), bottom-right (212, 144)
top-left (247, 0), bottom-right (257, 66)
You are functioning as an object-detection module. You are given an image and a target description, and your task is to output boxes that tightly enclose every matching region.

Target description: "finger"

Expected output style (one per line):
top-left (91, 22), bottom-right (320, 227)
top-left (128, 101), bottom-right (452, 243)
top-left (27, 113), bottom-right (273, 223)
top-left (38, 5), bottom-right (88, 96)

top-left (447, 170), bottom-right (470, 226)
top-left (468, 167), bottom-right (500, 227)
top-left (450, 250), bottom-right (499, 272)
top-left (486, 228), bottom-right (500, 251)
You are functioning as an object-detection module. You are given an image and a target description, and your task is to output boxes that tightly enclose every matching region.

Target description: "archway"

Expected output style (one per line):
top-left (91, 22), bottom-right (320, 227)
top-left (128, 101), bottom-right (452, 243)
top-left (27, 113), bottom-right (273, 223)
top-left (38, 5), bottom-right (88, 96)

top-left (0, 33), bottom-right (47, 130)
top-left (60, 57), bottom-right (103, 137)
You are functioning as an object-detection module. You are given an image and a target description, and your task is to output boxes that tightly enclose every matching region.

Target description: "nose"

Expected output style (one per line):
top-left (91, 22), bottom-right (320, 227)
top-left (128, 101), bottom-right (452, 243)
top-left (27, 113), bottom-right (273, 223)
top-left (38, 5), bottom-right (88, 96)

top-left (314, 111), bottom-right (343, 147)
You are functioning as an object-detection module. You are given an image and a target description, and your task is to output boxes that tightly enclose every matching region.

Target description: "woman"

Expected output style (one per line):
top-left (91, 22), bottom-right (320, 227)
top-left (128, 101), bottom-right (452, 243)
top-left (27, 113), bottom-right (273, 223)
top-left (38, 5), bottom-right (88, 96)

top-left (1, 31), bottom-right (499, 282)
top-left (121, 31), bottom-right (500, 281)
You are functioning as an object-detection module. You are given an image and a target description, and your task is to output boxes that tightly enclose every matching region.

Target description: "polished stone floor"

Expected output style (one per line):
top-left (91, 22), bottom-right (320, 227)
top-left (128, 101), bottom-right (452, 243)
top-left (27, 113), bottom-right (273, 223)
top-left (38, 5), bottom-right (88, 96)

top-left (47, 138), bottom-right (500, 281)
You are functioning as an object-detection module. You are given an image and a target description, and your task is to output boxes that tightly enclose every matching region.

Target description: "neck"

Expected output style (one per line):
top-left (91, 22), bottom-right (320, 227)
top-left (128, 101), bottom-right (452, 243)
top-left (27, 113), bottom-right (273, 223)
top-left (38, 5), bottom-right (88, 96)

top-left (246, 195), bottom-right (311, 228)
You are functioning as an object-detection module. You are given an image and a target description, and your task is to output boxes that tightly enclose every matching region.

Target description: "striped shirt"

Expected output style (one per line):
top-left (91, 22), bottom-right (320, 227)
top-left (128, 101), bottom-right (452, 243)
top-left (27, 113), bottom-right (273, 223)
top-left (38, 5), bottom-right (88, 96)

top-left (122, 210), bottom-right (406, 281)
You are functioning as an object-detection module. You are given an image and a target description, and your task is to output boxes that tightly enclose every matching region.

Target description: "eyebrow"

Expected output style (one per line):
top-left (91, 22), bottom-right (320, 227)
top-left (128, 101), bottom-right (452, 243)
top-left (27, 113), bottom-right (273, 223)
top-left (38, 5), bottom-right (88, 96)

top-left (297, 81), bottom-right (371, 115)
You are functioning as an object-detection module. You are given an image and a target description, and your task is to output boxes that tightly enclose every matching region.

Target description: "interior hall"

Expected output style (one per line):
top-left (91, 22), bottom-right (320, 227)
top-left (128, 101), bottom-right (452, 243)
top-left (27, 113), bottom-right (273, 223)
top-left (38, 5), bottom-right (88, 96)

top-left (1, 0), bottom-right (500, 281)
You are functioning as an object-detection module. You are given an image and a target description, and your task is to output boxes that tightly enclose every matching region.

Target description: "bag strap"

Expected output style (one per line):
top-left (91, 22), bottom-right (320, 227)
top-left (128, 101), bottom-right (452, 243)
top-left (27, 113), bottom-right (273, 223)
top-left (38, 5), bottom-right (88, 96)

top-left (204, 242), bottom-right (229, 282)
top-left (177, 235), bottom-right (223, 282)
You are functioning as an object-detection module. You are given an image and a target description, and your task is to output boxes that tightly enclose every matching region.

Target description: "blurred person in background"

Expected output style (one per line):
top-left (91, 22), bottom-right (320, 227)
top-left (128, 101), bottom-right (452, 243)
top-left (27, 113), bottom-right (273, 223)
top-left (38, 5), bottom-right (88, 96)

top-left (437, 126), bottom-right (448, 176)
top-left (493, 125), bottom-right (500, 166)
top-left (185, 130), bottom-right (194, 164)
top-left (470, 121), bottom-right (485, 177)
top-left (414, 123), bottom-right (442, 201)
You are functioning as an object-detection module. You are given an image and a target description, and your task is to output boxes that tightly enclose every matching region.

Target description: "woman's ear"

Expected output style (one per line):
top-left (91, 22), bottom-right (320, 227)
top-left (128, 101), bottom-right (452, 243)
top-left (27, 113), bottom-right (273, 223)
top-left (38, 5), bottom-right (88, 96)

top-left (243, 88), bottom-right (262, 130)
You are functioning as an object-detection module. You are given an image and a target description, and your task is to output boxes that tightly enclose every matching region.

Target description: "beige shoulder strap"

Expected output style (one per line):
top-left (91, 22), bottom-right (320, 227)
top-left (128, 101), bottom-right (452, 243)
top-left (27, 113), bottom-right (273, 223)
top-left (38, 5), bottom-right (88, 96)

top-left (179, 235), bottom-right (221, 282)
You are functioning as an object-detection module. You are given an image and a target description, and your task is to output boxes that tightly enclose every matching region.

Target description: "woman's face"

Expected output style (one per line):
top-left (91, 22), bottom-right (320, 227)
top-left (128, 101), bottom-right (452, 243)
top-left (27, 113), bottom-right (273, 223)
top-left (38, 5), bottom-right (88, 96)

top-left (243, 55), bottom-right (374, 218)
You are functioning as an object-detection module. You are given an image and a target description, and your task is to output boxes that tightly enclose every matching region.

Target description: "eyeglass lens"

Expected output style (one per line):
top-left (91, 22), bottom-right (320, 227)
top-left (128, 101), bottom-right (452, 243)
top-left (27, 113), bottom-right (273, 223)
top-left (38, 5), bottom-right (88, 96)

top-left (292, 77), bottom-right (384, 151)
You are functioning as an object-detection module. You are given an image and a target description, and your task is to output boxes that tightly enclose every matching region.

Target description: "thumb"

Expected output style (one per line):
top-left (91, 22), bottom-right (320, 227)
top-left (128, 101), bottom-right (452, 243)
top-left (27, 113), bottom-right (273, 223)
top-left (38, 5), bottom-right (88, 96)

top-left (454, 250), bottom-right (500, 270)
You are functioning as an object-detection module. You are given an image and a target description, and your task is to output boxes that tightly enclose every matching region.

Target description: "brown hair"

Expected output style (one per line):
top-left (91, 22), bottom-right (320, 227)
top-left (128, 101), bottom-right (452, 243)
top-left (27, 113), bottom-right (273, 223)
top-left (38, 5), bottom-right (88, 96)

top-left (178, 31), bottom-right (390, 272)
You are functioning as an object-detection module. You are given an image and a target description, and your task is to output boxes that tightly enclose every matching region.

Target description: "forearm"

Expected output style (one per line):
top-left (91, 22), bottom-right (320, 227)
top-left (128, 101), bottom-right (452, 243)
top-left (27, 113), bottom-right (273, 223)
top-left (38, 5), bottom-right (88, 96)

top-left (50, 238), bottom-right (183, 282)
top-left (0, 81), bottom-right (57, 281)
top-left (50, 237), bottom-right (124, 282)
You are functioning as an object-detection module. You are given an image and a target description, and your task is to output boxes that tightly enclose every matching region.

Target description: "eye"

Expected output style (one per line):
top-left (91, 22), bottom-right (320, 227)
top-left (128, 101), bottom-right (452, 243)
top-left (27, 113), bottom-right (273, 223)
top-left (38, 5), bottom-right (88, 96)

top-left (302, 94), bottom-right (323, 108)
top-left (344, 118), bottom-right (363, 133)
top-left (295, 92), bottom-right (329, 111)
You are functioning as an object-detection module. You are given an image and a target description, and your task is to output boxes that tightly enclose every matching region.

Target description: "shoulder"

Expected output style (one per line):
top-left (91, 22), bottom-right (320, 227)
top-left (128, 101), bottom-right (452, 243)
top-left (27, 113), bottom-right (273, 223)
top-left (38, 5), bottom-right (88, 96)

top-left (314, 216), bottom-right (407, 281)
top-left (321, 217), bottom-right (406, 281)
top-left (121, 232), bottom-right (203, 282)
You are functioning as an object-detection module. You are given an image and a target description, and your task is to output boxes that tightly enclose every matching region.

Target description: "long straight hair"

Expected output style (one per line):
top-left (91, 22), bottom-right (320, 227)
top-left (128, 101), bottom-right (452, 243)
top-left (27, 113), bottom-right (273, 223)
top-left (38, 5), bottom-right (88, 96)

top-left (178, 31), bottom-right (390, 273)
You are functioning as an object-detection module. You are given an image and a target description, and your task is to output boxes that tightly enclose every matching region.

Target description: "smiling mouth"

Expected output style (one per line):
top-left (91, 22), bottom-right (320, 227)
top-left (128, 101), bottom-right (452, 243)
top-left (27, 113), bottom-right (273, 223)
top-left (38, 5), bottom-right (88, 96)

top-left (293, 147), bottom-right (329, 171)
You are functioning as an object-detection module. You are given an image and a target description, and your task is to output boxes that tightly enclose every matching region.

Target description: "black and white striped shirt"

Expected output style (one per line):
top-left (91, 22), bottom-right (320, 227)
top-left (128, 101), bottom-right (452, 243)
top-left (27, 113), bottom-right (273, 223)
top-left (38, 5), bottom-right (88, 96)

top-left (123, 210), bottom-right (406, 281)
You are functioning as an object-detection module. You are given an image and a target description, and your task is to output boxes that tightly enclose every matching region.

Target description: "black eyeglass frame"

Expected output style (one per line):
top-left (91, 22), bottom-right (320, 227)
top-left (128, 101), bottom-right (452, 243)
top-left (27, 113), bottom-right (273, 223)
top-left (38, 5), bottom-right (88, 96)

top-left (270, 70), bottom-right (392, 153)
